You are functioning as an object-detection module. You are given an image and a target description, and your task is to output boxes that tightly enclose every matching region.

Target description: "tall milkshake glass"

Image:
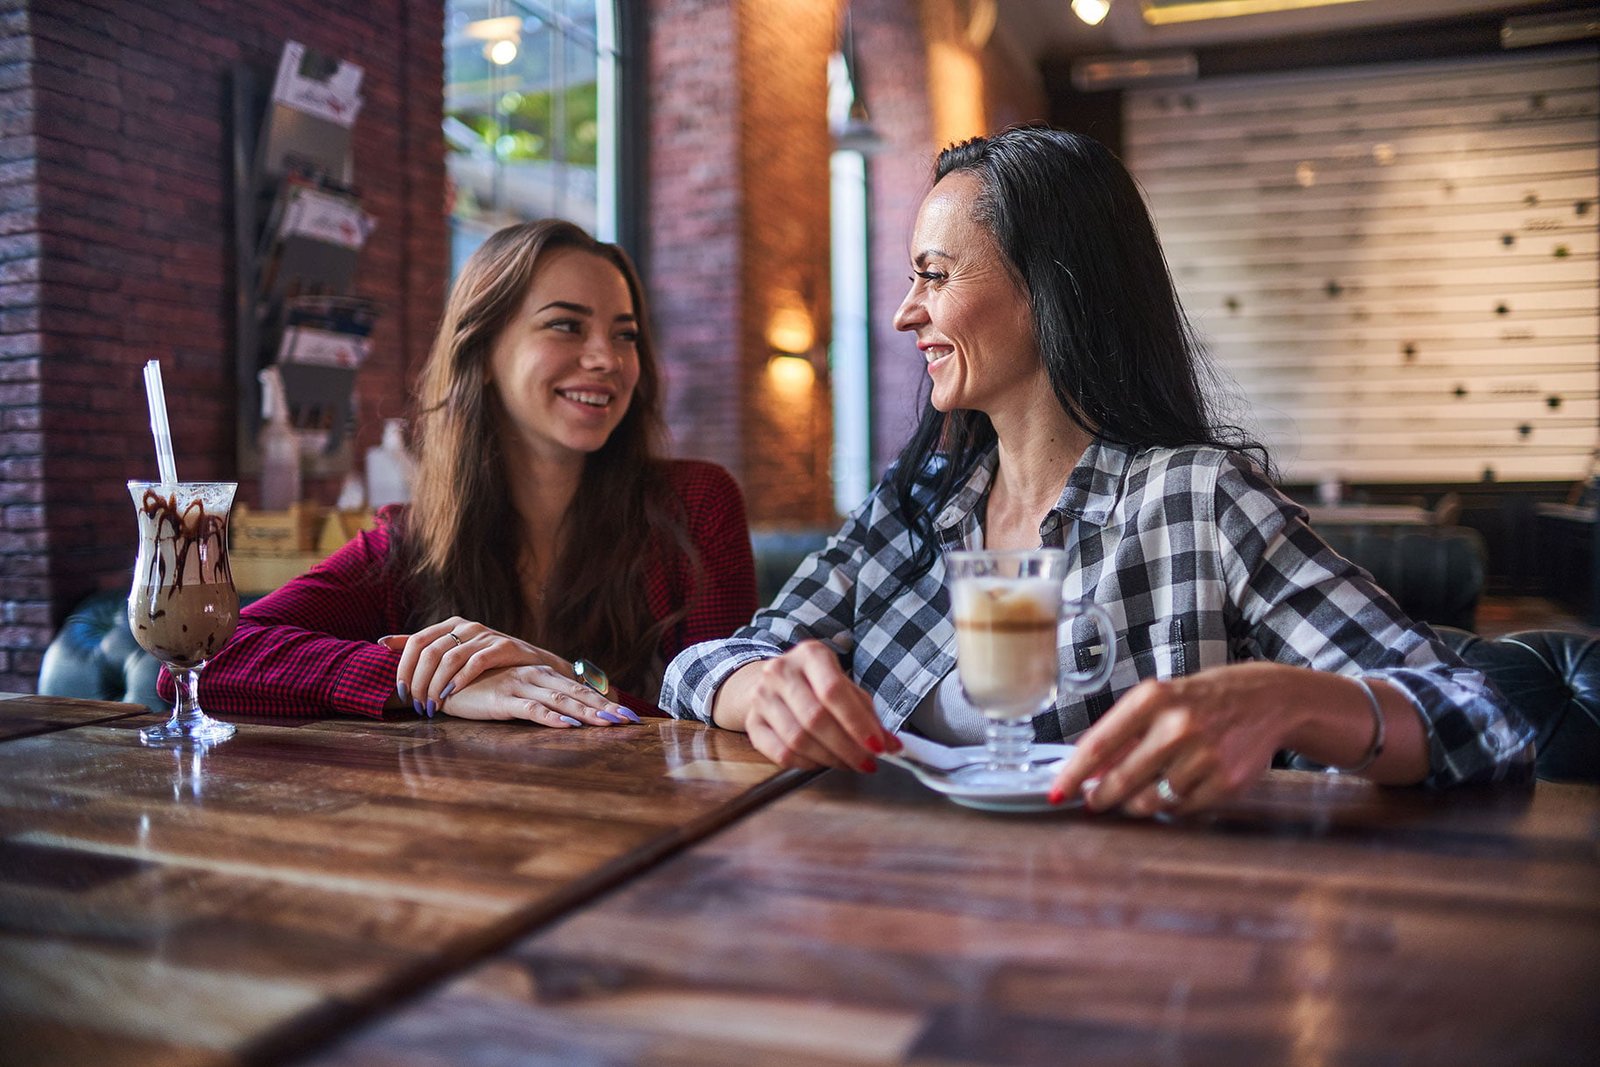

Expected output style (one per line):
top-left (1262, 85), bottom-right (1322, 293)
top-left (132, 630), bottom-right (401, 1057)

top-left (128, 481), bottom-right (240, 745)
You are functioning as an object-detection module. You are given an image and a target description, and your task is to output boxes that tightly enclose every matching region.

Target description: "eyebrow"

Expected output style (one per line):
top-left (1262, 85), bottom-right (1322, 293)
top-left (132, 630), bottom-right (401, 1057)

top-left (535, 300), bottom-right (636, 322)
top-left (912, 249), bottom-right (952, 267)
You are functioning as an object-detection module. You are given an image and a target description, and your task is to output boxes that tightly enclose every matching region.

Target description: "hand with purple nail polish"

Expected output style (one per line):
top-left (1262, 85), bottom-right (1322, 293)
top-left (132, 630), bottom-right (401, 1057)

top-left (405, 660), bottom-right (651, 730)
top-left (383, 619), bottom-right (630, 727)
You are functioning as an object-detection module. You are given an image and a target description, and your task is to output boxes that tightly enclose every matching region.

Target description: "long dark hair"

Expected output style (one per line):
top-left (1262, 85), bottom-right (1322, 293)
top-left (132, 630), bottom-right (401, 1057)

top-left (889, 127), bottom-right (1264, 577)
top-left (397, 219), bottom-right (695, 693)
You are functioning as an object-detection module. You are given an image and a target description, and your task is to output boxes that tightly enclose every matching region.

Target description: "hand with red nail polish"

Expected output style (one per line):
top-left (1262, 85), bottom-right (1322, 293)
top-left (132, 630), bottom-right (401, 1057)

top-left (704, 640), bottom-right (891, 773)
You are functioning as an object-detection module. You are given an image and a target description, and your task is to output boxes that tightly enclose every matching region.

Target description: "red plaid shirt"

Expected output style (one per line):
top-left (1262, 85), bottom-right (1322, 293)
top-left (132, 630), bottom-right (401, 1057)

top-left (166, 460), bottom-right (756, 719)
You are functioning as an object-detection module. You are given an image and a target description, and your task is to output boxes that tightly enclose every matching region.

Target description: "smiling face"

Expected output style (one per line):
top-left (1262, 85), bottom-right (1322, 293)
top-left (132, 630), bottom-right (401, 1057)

top-left (892, 171), bottom-right (1042, 417)
top-left (487, 247), bottom-right (642, 465)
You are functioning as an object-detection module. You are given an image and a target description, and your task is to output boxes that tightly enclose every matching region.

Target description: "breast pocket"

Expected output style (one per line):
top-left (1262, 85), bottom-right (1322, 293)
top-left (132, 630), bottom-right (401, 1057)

top-left (1096, 618), bottom-right (1194, 694)
top-left (1074, 619), bottom-right (1198, 724)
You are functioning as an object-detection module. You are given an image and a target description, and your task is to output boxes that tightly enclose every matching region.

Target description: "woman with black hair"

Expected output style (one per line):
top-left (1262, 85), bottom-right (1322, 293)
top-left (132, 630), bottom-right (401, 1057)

top-left (662, 127), bottom-right (1532, 815)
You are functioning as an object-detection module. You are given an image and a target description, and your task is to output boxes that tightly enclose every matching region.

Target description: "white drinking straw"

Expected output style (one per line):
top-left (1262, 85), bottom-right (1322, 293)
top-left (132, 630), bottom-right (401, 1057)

top-left (142, 360), bottom-right (179, 486)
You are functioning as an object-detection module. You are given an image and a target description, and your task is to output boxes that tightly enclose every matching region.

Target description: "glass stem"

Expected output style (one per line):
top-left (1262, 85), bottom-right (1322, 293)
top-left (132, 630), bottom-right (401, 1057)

top-left (167, 665), bottom-right (204, 729)
top-left (985, 716), bottom-right (1034, 773)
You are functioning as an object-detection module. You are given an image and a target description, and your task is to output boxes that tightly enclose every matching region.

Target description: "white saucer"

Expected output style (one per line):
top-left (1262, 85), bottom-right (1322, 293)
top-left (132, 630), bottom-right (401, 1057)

top-left (884, 739), bottom-right (1081, 813)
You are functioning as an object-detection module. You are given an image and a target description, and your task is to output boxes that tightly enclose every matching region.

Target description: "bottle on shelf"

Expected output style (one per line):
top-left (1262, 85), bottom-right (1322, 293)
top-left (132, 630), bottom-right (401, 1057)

top-left (335, 469), bottom-right (365, 511)
top-left (365, 418), bottom-right (415, 510)
top-left (258, 366), bottom-right (301, 511)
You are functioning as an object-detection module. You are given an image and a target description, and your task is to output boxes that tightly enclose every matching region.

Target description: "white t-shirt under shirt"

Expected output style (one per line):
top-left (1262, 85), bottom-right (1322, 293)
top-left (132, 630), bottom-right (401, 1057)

top-left (905, 523), bottom-right (990, 745)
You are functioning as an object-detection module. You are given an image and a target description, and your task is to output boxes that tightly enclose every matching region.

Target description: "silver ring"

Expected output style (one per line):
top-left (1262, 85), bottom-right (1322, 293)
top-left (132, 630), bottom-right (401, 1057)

top-left (1155, 777), bottom-right (1182, 806)
top-left (447, 631), bottom-right (464, 647)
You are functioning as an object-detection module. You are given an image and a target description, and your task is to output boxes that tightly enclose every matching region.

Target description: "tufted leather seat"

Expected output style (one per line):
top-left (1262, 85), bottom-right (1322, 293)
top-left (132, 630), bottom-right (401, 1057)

top-left (750, 528), bottom-right (834, 605)
top-left (1437, 626), bottom-right (1600, 782)
top-left (37, 589), bottom-right (168, 711)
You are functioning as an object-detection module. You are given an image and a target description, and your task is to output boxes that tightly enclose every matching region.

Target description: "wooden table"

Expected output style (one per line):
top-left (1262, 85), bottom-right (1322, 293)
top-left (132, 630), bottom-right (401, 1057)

top-left (0, 695), bottom-right (799, 1067)
top-left (310, 763), bottom-right (1600, 1067)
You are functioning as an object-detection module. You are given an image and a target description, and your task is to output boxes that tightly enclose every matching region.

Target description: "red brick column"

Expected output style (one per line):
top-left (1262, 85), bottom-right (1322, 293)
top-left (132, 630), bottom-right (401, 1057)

top-left (855, 0), bottom-right (938, 474)
top-left (737, 0), bottom-right (836, 525)
top-left (646, 0), bottom-right (838, 527)
top-left (645, 0), bottom-right (745, 481)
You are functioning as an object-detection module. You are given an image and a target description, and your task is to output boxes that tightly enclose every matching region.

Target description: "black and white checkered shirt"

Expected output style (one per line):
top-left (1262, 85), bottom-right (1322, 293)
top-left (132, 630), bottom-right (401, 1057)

top-left (662, 437), bottom-right (1535, 787)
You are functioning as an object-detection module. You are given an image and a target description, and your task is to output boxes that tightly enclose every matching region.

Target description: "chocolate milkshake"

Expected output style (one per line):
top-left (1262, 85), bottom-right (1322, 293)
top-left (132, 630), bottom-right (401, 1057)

top-left (128, 482), bottom-right (238, 669)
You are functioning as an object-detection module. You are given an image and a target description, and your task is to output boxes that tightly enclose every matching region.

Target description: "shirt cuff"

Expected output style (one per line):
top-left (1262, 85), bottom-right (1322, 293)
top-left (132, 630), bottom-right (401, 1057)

top-left (329, 643), bottom-right (404, 718)
top-left (662, 640), bottom-right (780, 725)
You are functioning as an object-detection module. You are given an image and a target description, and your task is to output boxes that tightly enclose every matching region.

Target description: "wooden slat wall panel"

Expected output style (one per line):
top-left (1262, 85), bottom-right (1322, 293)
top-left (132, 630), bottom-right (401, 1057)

top-left (1126, 49), bottom-right (1599, 482)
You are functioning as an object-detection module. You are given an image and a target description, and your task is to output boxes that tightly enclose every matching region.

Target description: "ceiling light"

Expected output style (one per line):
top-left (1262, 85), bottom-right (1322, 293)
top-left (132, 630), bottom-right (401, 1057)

top-left (1072, 0), bottom-right (1111, 26)
top-left (487, 38), bottom-right (519, 65)
top-left (1071, 51), bottom-right (1197, 90)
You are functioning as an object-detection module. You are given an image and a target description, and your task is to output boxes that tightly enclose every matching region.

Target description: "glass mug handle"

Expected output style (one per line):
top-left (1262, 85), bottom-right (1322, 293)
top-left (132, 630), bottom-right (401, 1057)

top-left (1059, 598), bottom-right (1116, 693)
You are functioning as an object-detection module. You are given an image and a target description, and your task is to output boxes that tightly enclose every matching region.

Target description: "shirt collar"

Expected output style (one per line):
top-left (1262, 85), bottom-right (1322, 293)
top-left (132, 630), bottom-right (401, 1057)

top-left (931, 435), bottom-right (1135, 548)
top-left (1055, 435), bottom-right (1134, 527)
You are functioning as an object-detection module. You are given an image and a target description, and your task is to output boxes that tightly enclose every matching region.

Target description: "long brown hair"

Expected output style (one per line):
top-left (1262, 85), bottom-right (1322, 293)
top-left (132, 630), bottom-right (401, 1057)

top-left (397, 219), bottom-right (696, 693)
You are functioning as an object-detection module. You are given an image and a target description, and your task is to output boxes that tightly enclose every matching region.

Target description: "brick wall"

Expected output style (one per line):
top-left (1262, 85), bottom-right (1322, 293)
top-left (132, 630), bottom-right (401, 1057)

top-left (736, 0), bottom-right (835, 525)
top-left (647, 0), bottom-right (837, 526)
top-left (645, 0), bottom-right (743, 479)
top-left (0, 0), bottom-right (444, 693)
top-left (855, 0), bottom-right (937, 474)
top-left (857, 0), bottom-right (1047, 474)
top-left (0, 1), bottom-right (40, 690)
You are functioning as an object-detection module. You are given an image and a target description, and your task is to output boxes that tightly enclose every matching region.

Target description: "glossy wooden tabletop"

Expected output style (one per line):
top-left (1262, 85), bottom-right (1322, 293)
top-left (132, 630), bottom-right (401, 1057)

top-left (0, 691), bottom-right (149, 741)
top-left (0, 695), bottom-right (798, 1067)
top-left (311, 762), bottom-right (1600, 1067)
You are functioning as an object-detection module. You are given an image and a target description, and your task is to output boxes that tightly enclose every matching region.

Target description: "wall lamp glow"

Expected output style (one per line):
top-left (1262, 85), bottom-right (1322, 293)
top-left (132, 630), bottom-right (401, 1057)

top-left (767, 350), bottom-right (817, 396)
top-left (766, 306), bottom-right (818, 396)
top-left (1072, 0), bottom-right (1111, 27)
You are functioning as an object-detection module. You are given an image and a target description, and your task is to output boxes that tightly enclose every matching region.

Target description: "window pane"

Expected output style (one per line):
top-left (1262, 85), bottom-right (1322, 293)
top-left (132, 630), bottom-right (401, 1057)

top-left (445, 0), bottom-right (617, 272)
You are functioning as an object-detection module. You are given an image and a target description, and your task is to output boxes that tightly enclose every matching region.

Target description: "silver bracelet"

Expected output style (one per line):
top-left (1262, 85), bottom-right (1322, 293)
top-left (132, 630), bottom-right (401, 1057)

top-left (1329, 675), bottom-right (1386, 775)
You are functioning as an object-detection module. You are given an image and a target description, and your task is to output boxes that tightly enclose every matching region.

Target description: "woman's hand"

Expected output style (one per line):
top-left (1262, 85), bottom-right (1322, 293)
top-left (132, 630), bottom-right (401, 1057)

top-left (1049, 662), bottom-right (1426, 817)
top-left (715, 640), bottom-right (900, 771)
top-left (380, 617), bottom-right (635, 725)
top-left (1049, 662), bottom-right (1307, 817)
top-left (427, 664), bottom-right (638, 727)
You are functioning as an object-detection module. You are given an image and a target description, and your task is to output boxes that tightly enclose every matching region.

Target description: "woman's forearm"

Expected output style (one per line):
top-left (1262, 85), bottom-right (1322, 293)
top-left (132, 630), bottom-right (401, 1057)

top-left (707, 659), bottom-right (768, 732)
top-left (1286, 672), bottom-right (1430, 785)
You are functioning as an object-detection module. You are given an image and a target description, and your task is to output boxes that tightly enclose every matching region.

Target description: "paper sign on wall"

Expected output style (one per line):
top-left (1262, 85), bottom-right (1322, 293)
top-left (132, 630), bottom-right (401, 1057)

top-left (272, 41), bottom-right (364, 128)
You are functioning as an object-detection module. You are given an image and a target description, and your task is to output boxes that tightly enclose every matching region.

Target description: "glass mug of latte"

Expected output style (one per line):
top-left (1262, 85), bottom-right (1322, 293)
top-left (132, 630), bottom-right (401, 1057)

top-left (945, 549), bottom-right (1116, 792)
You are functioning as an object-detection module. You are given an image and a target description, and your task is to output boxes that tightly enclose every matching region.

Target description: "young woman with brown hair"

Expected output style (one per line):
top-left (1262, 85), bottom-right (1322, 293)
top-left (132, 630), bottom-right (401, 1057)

top-left (175, 219), bottom-right (756, 724)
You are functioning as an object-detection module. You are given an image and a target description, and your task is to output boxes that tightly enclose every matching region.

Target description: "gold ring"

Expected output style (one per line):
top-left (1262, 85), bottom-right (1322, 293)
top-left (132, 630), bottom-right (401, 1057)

top-left (447, 631), bottom-right (464, 647)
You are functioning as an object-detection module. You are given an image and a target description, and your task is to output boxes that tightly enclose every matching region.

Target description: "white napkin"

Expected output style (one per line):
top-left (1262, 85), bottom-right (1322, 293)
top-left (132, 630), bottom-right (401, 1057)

top-left (892, 731), bottom-right (1080, 771)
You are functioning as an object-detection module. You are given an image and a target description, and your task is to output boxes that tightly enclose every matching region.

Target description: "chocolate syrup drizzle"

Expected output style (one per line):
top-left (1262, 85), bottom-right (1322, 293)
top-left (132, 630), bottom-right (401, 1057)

top-left (139, 488), bottom-right (233, 605)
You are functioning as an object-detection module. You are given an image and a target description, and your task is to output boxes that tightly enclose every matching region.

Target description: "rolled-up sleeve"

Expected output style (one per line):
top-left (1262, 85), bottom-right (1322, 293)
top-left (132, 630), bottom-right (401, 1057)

top-left (661, 495), bottom-right (877, 722)
top-left (1211, 452), bottom-right (1535, 787)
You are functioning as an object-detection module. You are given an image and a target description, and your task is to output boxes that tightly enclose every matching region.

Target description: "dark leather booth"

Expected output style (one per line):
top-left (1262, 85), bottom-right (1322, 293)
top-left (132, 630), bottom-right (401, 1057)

top-left (1437, 627), bottom-right (1600, 783)
top-left (37, 590), bottom-right (166, 711)
top-left (751, 528), bottom-right (833, 605)
top-left (1318, 523), bottom-right (1486, 632)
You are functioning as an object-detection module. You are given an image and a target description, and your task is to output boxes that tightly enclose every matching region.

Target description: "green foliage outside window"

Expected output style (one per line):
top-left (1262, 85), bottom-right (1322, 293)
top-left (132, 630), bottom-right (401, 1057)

top-left (447, 83), bottom-right (598, 166)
